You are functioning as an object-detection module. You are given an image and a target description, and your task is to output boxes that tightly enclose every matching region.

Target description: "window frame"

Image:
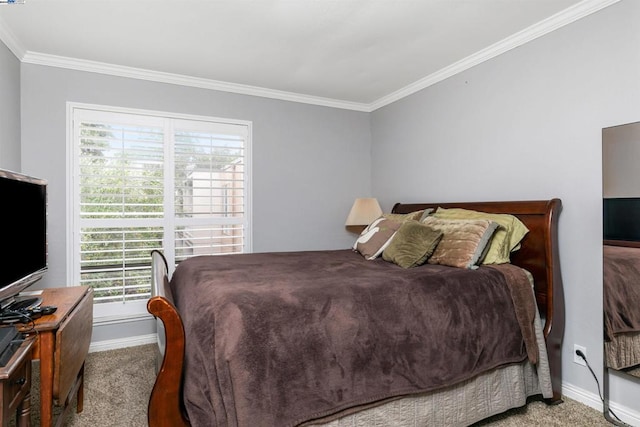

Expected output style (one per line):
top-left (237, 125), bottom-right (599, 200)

top-left (66, 102), bottom-right (253, 321)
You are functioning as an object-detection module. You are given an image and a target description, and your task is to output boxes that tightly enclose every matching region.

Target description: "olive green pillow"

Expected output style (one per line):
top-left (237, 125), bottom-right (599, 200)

top-left (382, 221), bottom-right (443, 268)
top-left (432, 207), bottom-right (528, 264)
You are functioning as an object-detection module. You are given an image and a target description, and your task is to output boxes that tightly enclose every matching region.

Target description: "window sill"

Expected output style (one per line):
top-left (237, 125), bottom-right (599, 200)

top-left (93, 312), bottom-right (154, 326)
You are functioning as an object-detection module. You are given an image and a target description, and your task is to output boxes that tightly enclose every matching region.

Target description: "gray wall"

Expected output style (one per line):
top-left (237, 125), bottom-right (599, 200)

top-left (371, 0), bottom-right (640, 413)
top-left (20, 64), bottom-right (372, 342)
top-left (0, 40), bottom-right (20, 171)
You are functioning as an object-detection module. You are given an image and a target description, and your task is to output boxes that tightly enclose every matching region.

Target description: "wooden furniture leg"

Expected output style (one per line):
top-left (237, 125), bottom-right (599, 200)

top-left (39, 331), bottom-right (55, 427)
top-left (17, 387), bottom-right (31, 427)
top-left (76, 363), bottom-right (84, 413)
top-left (53, 368), bottom-right (84, 427)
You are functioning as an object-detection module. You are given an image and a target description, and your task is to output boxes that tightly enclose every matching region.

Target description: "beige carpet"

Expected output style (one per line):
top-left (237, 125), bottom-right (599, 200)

top-left (14, 344), bottom-right (616, 426)
top-left (18, 344), bottom-right (155, 427)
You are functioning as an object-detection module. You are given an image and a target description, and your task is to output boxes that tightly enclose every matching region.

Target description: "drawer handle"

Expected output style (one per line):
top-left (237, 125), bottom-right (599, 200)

top-left (13, 378), bottom-right (26, 386)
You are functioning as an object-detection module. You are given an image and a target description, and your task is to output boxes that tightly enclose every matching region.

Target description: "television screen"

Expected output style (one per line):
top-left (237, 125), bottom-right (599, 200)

top-left (603, 197), bottom-right (640, 242)
top-left (0, 169), bottom-right (47, 305)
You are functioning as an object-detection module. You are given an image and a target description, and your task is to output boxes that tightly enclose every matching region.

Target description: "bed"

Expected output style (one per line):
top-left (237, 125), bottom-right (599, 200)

top-left (603, 243), bottom-right (640, 370)
top-left (147, 199), bottom-right (564, 427)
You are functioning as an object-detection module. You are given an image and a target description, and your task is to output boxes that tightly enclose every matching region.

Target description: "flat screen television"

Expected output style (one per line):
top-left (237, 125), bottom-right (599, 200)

top-left (0, 169), bottom-right (47, 308)
top-left (603, 197), bottom-right (640, 242)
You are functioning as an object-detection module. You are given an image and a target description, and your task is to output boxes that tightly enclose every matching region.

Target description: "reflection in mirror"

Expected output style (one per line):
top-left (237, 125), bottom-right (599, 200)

top-left (602, 122), bottom-right (640, 426)
top-left (603, 122), bottom-right (640, 379)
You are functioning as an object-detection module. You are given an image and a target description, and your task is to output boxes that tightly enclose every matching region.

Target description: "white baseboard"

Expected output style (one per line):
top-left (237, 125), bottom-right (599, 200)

top-left (89, 333), bottom-right (157, 353)
top-left (563, 382), bottom-right (640, 426)
top-left (562, 382), bottom-right (602, 411)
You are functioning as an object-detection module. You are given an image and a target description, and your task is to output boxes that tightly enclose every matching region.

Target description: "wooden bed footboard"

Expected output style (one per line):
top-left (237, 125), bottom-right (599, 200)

top-left (147, 250), bottom-right (189, 427)
top-left (146, 199), bottom-right (565, 425)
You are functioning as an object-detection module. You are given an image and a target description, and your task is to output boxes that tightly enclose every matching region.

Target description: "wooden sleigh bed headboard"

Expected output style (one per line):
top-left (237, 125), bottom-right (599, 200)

top-left (146, 198), bottom-right (564, 426)
top-left (392, 199), bottom-right (564, 339)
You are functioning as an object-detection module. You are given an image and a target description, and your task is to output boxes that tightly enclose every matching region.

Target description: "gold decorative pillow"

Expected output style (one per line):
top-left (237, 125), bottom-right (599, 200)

top-left (432, 207), bottom-right (528, 264)
top-left (422, 217), bottom-right (499, 269)
top-left (382, 221), bottom-right (443, 268)
top-left (353, 217), bottom-right (402, 260)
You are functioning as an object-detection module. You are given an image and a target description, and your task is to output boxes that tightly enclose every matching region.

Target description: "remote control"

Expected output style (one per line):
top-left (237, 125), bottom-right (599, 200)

top-left (39, 306), bottom-right (57, 315)
top-left (28, 306), bottom-right (57, 316)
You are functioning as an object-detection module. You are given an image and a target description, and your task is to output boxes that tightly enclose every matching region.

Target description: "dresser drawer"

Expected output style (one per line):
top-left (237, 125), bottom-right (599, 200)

top-left (2, 355), bottom-right (30, 410)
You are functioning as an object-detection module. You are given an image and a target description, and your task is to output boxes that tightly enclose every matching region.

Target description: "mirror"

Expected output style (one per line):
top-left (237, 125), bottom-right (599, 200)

top-left (602, 122), bottom-right (640, 424)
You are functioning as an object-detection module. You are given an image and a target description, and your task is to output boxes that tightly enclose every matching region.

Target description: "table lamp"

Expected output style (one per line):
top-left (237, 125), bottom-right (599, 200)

top-left (345, 198), bottom-right (382, 233)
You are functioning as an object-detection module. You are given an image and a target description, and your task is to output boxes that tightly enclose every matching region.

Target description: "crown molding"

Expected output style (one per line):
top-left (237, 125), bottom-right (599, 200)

top-left (21, 51), bottom-right (371, 112)
top-left (369, 0), bottom-right (621, 111)
top-left (0, 15), bottom-right (25, 59)
top-left (6, 0), bottom-right (619, 113)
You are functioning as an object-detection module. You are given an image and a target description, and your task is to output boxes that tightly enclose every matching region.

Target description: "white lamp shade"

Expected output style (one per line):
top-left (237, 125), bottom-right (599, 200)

top-left (345, 198), bottom-right (383, 226)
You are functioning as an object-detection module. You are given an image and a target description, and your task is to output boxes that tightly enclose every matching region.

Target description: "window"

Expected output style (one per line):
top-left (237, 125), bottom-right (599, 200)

top-left (68, 104), bottom-right (251, 319)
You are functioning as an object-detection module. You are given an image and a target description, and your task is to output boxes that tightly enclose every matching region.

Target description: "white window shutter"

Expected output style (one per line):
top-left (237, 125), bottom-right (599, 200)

top-left (70, 105), bottom-right (251, 319)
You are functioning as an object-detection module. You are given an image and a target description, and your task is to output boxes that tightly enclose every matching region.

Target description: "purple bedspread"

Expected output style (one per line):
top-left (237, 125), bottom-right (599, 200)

top-left (171, 250), bottom-right (534, 427)
top-left (604, 245), bottom-right (640, 340)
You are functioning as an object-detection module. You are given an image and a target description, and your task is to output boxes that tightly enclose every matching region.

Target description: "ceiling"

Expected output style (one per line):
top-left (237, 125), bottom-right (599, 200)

top-left (0, 0), bottom-right (618, 111)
